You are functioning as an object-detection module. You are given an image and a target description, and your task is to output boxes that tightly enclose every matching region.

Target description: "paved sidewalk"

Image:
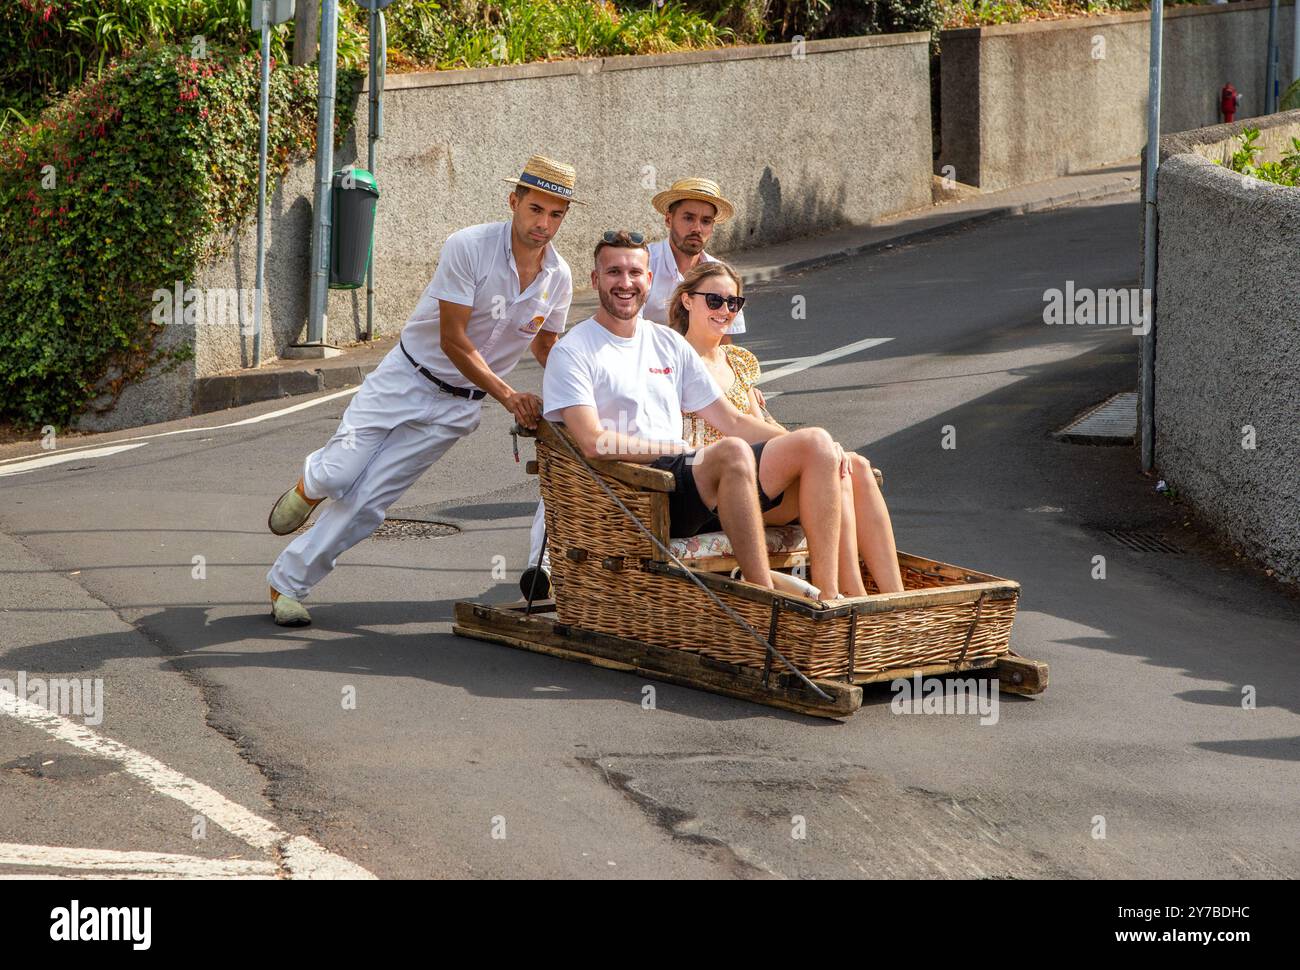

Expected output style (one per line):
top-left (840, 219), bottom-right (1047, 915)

top-left (191, 158), bottom-right (1139, 416)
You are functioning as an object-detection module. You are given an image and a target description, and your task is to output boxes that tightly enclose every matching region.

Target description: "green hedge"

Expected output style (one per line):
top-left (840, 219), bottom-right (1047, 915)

top-left (0, 45), bottom-right (360, 428)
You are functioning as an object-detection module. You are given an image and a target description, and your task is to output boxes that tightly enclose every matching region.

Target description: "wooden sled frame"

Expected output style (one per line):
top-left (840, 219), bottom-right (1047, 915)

top-left (452, 422), bottom-right (1049, 719)
top-left (454, 599), bottom-right (1048, 719)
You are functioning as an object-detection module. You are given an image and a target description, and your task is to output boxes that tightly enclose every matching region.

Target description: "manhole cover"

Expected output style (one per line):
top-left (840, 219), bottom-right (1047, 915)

top-left (1057, 391), bottom-right (1137, 444)
top-left (1104, 529), bottom-right (1182, 554)
top-left (373, 518), bottom-right (460, 540)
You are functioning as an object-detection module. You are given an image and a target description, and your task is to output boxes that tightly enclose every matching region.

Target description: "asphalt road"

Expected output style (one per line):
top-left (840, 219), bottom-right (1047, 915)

top-left (3, 194), bottom-right (1298, 879)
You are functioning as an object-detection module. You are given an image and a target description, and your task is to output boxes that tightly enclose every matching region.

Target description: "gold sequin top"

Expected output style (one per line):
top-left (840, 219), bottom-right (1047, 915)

top-left (683, 344), bottom-right (769, 448)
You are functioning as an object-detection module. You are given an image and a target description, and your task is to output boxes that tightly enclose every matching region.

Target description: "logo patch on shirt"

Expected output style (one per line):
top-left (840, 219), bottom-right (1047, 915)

top-left (649, 366), bottom-right (673, 375)
top-left (520, 315), bottom-right (545, 334)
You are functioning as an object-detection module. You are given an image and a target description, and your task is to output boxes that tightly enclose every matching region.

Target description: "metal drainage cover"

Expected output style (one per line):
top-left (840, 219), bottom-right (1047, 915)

top-left (373, 519), bottom-right (460, 540)
top-left (1058, 391), bottom-right (1137, 444)
top-left (1104, 529), bottom-right (1182, 554)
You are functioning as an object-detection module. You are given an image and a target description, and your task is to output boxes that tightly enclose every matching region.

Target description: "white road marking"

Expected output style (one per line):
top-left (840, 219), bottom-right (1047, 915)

top-left (0, 689), bottom-right (375, 880)
top-left (0, 442), bottom-right (148, 479)
top-left (0, 843), bottom-right (277, 878)
top-left (757, 336), bottom-right (894, 385)
top-left (0, 387), bottom-right (359, 470)
top-left (758, 336), bottom-right (894, 399)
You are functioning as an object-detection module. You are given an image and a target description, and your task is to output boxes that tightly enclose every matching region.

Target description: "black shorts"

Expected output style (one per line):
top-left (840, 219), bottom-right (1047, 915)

top-left (651, 441), bottom-right (786, 539)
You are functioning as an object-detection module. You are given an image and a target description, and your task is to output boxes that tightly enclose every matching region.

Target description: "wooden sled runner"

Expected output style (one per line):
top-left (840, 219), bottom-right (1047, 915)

top-left (453, 421), bottom-right (1048, 719)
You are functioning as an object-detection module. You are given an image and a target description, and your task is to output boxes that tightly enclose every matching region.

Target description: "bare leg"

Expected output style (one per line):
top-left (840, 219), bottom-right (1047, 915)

top-left (762, 480), bottom-right (798, 526)
top-left (755, 428), bottom-right (842, 598)
top-left (691, 438), bottom-right (772, 588)
top-left (838, 473), bottom-right (869, 596)
top-left (849, 454), bottom-right (904, 593)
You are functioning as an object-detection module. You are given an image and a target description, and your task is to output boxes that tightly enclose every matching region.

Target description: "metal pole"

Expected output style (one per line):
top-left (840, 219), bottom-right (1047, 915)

top-left (306, 0), bottom-right (339, 347)
top-left (1267, 0), bottom-right (1279, 113)
top-left (252, 4), bottom-right (271, 366)
top-left (1140, 0), bottom-right (1163, 473)
top-left (365, 8), bottom-right (384, 342)
top-left (1294, 0), bottom-right (1300, 85)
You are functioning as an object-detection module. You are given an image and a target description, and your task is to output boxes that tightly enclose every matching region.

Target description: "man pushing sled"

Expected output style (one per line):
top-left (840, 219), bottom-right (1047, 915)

top-left (263, 155), bottom-right (580, 625)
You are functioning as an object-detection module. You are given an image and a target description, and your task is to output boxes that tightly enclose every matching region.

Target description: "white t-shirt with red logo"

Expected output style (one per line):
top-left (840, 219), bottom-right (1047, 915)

top-left (542, 315), bottom-right (722, 449)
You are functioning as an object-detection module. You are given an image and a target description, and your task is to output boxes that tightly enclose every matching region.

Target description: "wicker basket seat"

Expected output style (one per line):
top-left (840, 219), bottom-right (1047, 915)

top-left (530, 421), bottom-right (1020, 684)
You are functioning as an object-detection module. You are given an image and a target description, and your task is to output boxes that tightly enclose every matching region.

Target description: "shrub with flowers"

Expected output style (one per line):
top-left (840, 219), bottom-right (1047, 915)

top-left (0, 44), bottom-right (360, 427)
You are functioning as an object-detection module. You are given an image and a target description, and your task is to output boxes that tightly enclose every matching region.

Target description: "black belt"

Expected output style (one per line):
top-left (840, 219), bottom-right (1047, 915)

top-left (399, 340), bottom-right (486, 400)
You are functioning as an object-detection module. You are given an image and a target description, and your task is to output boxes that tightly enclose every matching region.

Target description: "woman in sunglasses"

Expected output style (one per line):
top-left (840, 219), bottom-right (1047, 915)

top-left (667, 261), bottom-right (904, 595)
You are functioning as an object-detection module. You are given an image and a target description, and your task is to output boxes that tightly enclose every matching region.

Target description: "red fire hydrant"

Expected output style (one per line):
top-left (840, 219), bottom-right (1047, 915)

top-left (1221, 83), bottom-right (1241, 123)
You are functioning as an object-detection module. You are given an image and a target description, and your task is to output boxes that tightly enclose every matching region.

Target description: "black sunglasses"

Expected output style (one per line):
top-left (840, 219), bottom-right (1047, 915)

top-left (688, 291), bottom-right (746, 313)
top-left (602, 229), bottom-right (646, 245)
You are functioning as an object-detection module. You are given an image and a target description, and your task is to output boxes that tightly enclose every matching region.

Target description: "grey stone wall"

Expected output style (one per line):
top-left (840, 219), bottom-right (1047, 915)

top-left (83, 33), bottom-right (933, 430)
top-left (1153, 151), bottom-right (1300, 582)
top-left (941, 1), bottom-right (1297, 191)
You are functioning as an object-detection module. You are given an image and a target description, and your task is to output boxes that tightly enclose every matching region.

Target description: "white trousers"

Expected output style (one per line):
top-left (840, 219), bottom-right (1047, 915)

top-left (267, 346), bottom-right (483, 600)
top-left (527, 500), bottom-right (550, 573)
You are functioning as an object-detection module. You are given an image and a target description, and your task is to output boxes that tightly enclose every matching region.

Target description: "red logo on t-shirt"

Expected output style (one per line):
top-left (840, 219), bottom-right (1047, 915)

top-left (649, 366), bottom-right (673, 375)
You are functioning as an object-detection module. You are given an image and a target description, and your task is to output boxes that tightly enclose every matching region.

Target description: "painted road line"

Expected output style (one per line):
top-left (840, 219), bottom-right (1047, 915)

top-left (758, 336), bottom-right (895, 400)
top-left (0, 843), bottom-right (277, 878)
top-left (0, 387), bottom-right (360, 469)
top-left (757, 336), bottom-right (894, 386)
top-left (0, 688), bottom-right (375, 880)
top-left (0, 442), bottom-right (148, 479)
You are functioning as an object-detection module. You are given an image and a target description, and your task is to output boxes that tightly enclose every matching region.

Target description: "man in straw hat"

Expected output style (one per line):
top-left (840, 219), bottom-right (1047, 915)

top-left (517, 176), bottom-right (743, 599)
top-left (642, 177), bottom-right (744, 340)
top-left (263, 154), bottom-right (581, 626)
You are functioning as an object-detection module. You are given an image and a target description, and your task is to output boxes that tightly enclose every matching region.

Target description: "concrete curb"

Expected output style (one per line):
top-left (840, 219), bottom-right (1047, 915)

top-left (192, 172), bottom-right (1139, 415)
top-left (193, 364), bottom-right (371, 415)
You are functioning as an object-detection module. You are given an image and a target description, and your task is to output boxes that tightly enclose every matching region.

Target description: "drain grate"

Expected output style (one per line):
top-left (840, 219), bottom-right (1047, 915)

top-left (373, 519), bottom-right (460, 540)
top-left (1104, 529), bottom-right (1182, 554)
top-left (1058, 391), bottom-right (1137, 444)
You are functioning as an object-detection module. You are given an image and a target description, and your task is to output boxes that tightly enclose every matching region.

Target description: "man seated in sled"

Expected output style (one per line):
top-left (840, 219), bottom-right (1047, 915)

top-left (541, 230), bottom-right (895, 599)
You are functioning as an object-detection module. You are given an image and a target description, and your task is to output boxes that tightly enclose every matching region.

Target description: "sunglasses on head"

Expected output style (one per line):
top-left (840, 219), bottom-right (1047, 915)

top-left (688, 291), bottom-right (746, 313)
top-left (602, 229), bottom-right (646, 245)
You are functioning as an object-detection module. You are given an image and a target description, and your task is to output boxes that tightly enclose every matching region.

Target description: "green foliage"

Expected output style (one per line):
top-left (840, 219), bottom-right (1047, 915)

top-left (1281, 76), bottom-right (1300, 113)
top-left (939, 0), bottom-right (1194, 28)
top-left (0, 1), bottom-right (368, 133)
top-left (382, 0), bottom-right (733, 70)
top-left (1219, 126), bottom-right (1300, 187)
top-left (0, 44), bottom-right (361, 427)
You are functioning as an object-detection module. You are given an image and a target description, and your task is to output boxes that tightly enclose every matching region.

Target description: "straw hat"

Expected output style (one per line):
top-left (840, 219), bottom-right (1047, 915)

top-left (651, 176), bottom-right (735, 222)
top-left (502, 153), bottom-right (587, 206)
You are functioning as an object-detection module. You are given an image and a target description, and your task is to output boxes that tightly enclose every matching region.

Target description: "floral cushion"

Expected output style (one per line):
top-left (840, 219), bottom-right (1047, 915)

top-left (669, 523), bottom-right (807, 562)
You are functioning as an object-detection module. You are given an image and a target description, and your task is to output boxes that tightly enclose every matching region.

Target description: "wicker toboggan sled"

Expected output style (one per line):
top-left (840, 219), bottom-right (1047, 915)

top-left (452, 421), bottom-right (1047, 718)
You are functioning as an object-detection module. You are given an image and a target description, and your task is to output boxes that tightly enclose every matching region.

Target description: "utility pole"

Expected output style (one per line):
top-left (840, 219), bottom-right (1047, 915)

top-left (1266, 0), bottom-right (1280, 113)
top-left (1140, 0), bottom-right (1163, 473)
top-left (295, 0), bottom-right (341, 358)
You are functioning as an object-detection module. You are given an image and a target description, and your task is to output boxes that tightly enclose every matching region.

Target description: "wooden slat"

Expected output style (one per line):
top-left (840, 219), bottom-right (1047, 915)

top-left (897, 551), bottom-right (1014, 586)
top-left (452, 601), bottom-right (860, 718)
top-left (644, 560), bottom-right (1017, 619)
top-left (995, 653), bottom-right (1049, 695)
top-left (849, 657), bottom-right (1000, 685)
top-left (649, 492), bottom-right (671, 549)
top-left (676, 552), bottom-right (808, 573)
top-left (534, 419), bottom-right (676, 492)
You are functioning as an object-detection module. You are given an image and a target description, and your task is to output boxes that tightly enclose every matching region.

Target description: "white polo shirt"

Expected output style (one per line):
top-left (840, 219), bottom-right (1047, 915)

top-left (642, 238), bottom-right (746, 335)
top-left (400, 221), bottom-right (573, 387)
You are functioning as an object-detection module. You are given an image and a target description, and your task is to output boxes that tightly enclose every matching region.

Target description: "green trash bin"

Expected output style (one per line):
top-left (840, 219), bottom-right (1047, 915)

top-left (329, 167), bottom-right (380, 289)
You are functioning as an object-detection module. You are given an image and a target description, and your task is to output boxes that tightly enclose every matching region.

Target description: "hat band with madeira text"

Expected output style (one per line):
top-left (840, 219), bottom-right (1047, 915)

top-left (517, 171), bottom-right (573, 199)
